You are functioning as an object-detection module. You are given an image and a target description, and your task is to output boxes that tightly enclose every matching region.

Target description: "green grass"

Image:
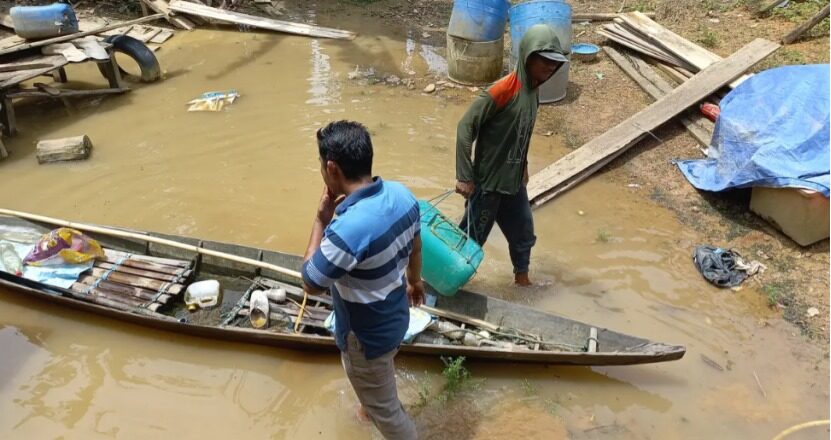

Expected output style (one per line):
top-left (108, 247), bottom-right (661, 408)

top-left (596, 229), bottom-right (612, 243)
top-left (698, 26), bottom-right (720, 48)
top-left (762, 283), bottom-right (781, 307)
top-left (521, 378), bottom-right (536, 396)
top-left (564, 130), bottom-right (582, 149)
top-left (441, 356), bottom-right (471, 396)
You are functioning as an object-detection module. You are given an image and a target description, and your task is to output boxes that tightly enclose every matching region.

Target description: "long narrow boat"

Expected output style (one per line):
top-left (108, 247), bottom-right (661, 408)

top-left (0, 213), bottom-right (685, 365)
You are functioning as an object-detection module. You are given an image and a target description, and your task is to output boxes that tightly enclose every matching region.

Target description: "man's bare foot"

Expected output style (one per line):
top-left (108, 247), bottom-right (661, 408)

top-left (514, 272), bottom-right (532, 287)
top-left (355, 405), bottom-right (372, 423)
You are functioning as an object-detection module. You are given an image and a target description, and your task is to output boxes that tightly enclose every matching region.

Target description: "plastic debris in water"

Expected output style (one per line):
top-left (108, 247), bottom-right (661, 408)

top-left (0, 242), bottom-right (23, 276)
top-left (187, 90), bottom-right (240, 112)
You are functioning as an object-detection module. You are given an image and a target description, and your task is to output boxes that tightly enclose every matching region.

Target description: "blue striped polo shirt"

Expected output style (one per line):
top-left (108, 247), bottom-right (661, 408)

top-left (302, 177), bottom-right (420, 359)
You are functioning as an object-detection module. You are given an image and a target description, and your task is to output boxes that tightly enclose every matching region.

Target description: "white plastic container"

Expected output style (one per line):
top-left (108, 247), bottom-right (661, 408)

top-left (184, 279), bottom-right (222, 310)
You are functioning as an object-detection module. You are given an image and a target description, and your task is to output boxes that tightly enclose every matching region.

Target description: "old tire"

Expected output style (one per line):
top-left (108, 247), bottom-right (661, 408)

top-left (97, 35), bottom-right (161, 83)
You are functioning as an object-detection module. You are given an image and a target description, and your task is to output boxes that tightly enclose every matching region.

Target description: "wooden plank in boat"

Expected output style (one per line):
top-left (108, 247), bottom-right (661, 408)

top-left (85, 267), bottom-right (184, 294)
top-left (95, 261), bottom-right (184, 282)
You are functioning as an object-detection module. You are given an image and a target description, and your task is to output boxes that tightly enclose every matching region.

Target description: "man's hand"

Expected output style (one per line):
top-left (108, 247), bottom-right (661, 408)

top-left (455, 180), bottom-right (475, 199)
top-left (407, 278), bottom-right (425, 307)
top-left (316, 186), bottom-right (342, 226)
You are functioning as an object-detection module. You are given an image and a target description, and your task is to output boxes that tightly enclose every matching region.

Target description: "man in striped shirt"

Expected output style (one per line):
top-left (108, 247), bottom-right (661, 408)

top-left (301, 120), bottom-right (421, 440)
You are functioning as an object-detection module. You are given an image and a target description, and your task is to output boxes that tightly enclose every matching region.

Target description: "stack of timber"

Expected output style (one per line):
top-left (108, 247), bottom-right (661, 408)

top-left (526, 38), bottom-right (780, 208)
top-left (69, 248), bottom-right (192, 313)
top-left (598, 11), bottom-right (751, 89)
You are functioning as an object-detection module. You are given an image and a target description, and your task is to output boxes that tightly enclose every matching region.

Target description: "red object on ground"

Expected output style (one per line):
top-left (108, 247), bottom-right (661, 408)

top-left (700, 102), bottom-right (721, 122)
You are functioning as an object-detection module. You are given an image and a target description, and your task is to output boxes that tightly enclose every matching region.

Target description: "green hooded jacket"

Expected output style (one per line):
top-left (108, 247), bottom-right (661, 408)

top-left (456, 24), bottom-right (566, 195)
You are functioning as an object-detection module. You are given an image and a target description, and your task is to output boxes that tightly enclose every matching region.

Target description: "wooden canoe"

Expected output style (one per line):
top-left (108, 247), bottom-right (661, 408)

top-left (0, 215), bottom-right (685, 366)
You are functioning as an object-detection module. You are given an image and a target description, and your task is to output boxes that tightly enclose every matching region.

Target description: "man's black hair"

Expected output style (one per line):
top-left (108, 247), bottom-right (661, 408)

top-left (317, 120), bottom-right (373, 180)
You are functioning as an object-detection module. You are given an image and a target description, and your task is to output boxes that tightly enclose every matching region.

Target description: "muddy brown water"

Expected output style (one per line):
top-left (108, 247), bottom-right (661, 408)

top-left (0, 11), bottom-right (828, 440)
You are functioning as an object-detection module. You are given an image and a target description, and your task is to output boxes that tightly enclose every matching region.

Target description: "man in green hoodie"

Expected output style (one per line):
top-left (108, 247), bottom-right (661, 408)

top-left (455, 24), bottom-right (567, 286)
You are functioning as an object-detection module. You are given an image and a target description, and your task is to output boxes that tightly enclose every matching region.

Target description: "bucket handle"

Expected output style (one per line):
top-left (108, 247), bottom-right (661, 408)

top-left (422, 188), bottom-right (472, 237)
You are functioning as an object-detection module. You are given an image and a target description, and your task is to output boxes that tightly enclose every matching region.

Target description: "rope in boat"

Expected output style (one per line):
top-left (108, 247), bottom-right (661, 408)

top-left (84, 255), bottom-right (127, 294)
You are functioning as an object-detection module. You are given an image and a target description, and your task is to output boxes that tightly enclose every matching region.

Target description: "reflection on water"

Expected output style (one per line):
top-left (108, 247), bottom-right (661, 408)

top-left (0, 5), bottom-right (827, 439)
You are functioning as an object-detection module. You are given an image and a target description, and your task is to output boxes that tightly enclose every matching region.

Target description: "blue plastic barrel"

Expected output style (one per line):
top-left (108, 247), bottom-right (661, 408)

top-left (11, 3), bottom-right (79, 40)
top-left (509, 0), bottom-right (572, 102)
top-left (447, 0), bottom-right (510, 42)
top-left (418, 200), bottom-right (484, 297)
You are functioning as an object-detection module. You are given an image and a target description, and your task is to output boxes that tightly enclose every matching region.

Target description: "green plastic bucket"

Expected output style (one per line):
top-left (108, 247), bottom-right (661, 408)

top-left (418, 200), bottom-right (484, 296)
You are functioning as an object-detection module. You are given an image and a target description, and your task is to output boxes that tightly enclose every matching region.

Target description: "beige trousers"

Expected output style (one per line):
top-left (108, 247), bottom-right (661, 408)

top-left (341, 332), bottom-right (417, 440)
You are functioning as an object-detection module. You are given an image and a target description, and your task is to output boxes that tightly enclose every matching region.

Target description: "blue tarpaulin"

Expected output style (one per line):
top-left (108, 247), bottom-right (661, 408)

top-left (676, 64), bottom-right (830, 197)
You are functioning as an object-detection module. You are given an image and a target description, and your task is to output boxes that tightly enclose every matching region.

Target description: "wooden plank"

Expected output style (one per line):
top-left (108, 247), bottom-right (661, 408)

top-left (0, 14), bottom-right (165, 57)
top-left (76, 277), bottom-right (172, 303)
top-left (618, 11), bottom-right (750, 88)
top-left (95, 261), bottom-right (183, 282)
top-left (149, 28), bottom-right (175, 44)
top-left (104, 248), bottom-right (192, 268)
top-left (100, 253), bottom-right (189, 276)
top-left (140, 0), bottom-right (195, 30)
top-left (527, 39), bottom-right (779, 208)
top-left (598, 28), bottom-right (689, 67)
top-left (603, 23), bottom-right (693, 68)
top-left (572, 12), bottom-right (655, 21)
top-left (603, 45), bottom-right (714, 148)
top-left (0, 62), bottom-right (55, 73)
top-left (0, 55), bottom-right (68, 89)
top-left (782, 3), bottom-right (830, 44)
top-left (86, 267), bottom-right (184, 293)
top-left (655, 62), bottom-right (692, 83)
top-left (77, 275), bottom-right (169, 299)
top-left (168, 0), bottom-right (356, 40)
top-left (7, 87), bottom-right (130, 99)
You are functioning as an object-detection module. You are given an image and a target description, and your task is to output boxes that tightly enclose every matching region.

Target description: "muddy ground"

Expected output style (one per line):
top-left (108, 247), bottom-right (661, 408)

top-left (11, 0), bottom-right (830, 344)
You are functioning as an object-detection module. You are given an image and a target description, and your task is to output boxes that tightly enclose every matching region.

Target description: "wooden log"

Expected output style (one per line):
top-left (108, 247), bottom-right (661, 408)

top-left (0, 14), bottom-right (165, 56)
top-left (603, 45), bottom-right (714, 148)
top-left (782, 3), bottom-right (830, 44)
top-left (618, 12), bottom-right (750, 88)
top-left (36, 135), bottom-right (92, 164)
top-left (140, 0), bottom-right (195, 30)
top-left (86, 267), bottom-right (184, 294)
top-left (168, 0), bottom-right (357, 40)
top-left (527, 39), bottom-right (780, 208)
top-left (77, 275), bottom-right (172, 301)
top-left (94, 261), bottom-right (184, 282)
